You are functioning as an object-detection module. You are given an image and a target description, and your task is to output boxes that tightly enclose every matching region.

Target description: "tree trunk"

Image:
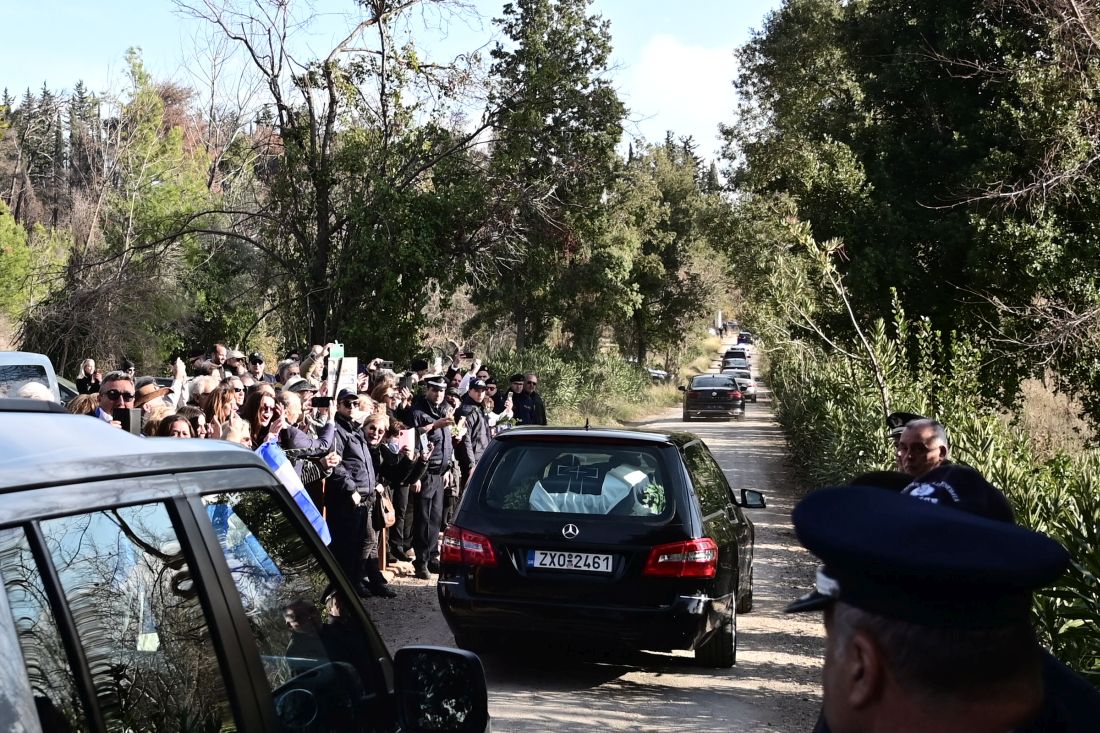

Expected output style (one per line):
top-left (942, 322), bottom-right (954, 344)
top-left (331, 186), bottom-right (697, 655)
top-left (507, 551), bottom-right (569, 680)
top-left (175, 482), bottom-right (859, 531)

top-left (634, 308), bottom-right (647, 367)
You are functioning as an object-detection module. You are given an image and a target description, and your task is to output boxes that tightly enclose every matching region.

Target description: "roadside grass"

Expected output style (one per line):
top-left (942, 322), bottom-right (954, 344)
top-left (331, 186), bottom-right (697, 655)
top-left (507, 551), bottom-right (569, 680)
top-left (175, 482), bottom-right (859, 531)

top-left (489, 332), bottom-right (721, 429)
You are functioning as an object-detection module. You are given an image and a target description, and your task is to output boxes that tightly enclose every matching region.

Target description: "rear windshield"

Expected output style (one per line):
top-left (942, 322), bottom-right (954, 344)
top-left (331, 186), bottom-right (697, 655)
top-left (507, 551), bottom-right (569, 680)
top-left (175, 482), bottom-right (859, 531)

top-left (0, 365), bottom-right (50, 398)
top-left (479, 442), bottom-right (674, 518)
top-left (690, 376), bottom-right (736, 389)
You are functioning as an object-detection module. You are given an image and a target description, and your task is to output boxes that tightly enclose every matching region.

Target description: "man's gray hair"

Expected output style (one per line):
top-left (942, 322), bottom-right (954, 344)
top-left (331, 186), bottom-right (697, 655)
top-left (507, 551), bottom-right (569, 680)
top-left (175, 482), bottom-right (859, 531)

top-left (905, 418), bottom-right (949, 448)
top-left (99, 371), bottom-right (134, 391)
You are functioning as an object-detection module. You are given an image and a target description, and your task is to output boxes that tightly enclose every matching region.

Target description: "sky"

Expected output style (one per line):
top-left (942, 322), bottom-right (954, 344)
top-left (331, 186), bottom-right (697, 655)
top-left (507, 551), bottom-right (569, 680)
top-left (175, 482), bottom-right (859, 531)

top-left (1, 0), bottom-right (781, 160)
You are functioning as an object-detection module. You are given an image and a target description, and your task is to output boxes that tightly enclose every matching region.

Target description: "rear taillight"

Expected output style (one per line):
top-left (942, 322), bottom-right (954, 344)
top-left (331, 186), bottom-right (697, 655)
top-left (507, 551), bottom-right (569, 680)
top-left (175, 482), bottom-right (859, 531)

top-left (687, 391), bottom-right (700, 398)
top-left (643, 538), bottom-right (718, 578)
top-left (732, 390), bottom-right (742, 399)
top-left (441, 526), bottom-right (497, 566)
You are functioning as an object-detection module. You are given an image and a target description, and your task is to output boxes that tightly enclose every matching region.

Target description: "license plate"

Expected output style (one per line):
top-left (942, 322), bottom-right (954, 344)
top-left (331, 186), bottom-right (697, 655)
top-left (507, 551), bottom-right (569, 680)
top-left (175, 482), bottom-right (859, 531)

top-left (527, 550), bottom-right (614, 573)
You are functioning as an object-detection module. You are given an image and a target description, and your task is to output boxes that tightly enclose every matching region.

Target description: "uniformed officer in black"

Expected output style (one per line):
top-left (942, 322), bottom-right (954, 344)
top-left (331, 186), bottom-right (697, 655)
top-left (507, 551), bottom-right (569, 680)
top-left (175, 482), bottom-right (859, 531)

top-left (786, 483), bottom-right (1099, 733)
top-left (395, 375), bottom-right (455, 579)
top-left (328, 389), bottom-right (391, 597)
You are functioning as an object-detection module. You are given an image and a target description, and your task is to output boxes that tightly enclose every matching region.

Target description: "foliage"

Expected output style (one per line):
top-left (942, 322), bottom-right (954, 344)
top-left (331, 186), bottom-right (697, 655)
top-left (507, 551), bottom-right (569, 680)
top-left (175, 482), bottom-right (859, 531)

top-left (488, 345), bottom-right (651, 425)
top-left (472, 0), bottom-right (626, 353)
top-left (725, 0), bottom-right (1100, 422)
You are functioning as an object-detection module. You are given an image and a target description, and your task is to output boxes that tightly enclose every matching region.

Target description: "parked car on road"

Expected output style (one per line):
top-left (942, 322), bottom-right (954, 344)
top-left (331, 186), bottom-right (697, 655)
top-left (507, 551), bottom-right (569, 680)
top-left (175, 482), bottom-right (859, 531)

top-left (437, 427), bottom-right (766, 667)
top-left (722, 348), bottom-right (750, 362)
top-left (0, 399), bottom-right (489, 732)
top-left (721, 357), bottom-right (750, 371)
top-left (736, 331), bottom-right (755, 346)
top-left (680, 374), bottom-right (745, 421)
top-left (721, 368), bottom-right (757, 402)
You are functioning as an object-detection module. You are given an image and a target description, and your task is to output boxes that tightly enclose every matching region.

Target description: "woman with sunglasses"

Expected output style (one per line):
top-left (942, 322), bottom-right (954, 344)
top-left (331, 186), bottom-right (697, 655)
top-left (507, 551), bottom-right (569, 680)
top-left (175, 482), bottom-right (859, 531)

top-left (238, 385), bottom-right (280, 447)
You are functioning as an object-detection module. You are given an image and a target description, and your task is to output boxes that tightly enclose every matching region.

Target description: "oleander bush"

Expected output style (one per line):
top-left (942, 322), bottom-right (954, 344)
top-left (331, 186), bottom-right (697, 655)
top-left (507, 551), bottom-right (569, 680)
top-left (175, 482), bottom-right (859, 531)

top-left (763, 305), bottom-right (1100, 684)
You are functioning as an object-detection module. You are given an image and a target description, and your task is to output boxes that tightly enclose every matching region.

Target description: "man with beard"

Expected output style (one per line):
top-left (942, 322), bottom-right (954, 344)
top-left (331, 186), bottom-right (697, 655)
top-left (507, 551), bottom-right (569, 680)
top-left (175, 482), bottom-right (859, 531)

top-left (395, 376), bottom-right (455, 579)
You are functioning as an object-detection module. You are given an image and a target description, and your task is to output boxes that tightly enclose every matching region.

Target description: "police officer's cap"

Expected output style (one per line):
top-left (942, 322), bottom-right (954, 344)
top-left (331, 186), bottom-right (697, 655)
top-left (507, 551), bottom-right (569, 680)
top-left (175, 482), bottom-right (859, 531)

top-left (468, 378), bottom-right (488, 390)
top-left (886, 411), bottom-right (927, 438)
top-left (784, 486), bottom-right (1068, 628)
top-left (423, 376), bottom-right (447, 390)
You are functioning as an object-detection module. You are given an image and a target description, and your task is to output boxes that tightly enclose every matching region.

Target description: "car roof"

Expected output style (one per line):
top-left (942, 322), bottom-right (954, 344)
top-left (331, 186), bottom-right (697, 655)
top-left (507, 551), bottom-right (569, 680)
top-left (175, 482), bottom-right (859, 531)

top-left (0, 351), bottom-right (54, 367)
top-left (492, 425), bottom-right (697, 448)
top-left (0, 403), bottom-right (269, 492)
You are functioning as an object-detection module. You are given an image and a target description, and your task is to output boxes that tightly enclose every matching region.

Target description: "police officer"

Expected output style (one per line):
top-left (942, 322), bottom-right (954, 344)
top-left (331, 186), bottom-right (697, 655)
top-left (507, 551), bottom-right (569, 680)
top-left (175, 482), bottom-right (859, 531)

top-left (787, 483), bottom-right (1099, 732)
top-left (395, 375), bottom-right (455, 579)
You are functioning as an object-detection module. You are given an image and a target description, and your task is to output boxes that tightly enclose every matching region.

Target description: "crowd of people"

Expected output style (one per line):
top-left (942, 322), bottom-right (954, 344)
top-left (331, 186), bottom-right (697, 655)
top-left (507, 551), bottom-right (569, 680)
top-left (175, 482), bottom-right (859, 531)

top-left (64, 344), bottom-right (549, 593)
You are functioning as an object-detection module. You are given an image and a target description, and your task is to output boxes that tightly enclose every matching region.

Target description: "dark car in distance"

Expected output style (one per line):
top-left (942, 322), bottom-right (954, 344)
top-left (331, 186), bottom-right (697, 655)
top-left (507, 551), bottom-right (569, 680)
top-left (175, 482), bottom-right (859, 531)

top-left (680, 374), bottom-right (745, 421)
top-left (437, 427), bottom-right (765, 667)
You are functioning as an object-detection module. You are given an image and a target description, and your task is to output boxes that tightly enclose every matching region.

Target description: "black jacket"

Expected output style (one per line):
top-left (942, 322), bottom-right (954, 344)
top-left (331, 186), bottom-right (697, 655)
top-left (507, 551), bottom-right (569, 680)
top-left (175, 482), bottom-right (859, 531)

top-left (455, 395), bottom-right (491, 469)
top-left (395, 396), bottom-right (453, 474)
top-left (513, 391), bottom-right (547, 426)
top-left (332, 413), bottom-right (375, 493)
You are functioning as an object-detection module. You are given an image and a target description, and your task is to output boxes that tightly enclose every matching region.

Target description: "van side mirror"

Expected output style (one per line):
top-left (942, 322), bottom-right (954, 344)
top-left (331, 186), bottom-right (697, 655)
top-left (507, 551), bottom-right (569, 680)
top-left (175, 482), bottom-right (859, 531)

top-left (677, 385), bottom-right (686, 392)
top-left (739, 489), bottom-right (766, 509)
top-left (394, 646), bottom-right (489, 732)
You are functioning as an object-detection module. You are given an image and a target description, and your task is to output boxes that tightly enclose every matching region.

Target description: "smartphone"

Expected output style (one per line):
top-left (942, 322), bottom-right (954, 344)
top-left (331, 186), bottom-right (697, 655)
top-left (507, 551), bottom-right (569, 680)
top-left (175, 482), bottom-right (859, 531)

top-left (460, 351), bottom-right (475, 359)
top-left (313, 395), bottom-right (332, 408)
top-left (378, 360), bottom-right (394, 370)
top-left (399, 373), bottom-right (414, 390)
top-left (112, 408), bottom-right (142, 436)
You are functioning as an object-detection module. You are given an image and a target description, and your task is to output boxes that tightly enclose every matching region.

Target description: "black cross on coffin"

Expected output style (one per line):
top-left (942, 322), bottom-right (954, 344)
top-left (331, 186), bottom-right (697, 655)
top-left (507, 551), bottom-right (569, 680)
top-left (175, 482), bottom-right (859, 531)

top-left (556, 463), bottom-right (601, 493)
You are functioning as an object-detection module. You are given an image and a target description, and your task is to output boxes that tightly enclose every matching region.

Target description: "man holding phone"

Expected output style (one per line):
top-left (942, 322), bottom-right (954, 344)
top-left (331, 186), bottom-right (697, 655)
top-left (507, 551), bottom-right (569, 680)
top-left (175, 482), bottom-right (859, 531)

top-left (95, 371), bottom-right (137, 429)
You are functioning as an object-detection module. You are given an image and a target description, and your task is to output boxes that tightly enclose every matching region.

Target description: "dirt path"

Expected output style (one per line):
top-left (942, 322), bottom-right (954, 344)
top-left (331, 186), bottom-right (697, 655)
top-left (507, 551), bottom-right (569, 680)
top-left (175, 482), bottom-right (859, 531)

top-left (366, 376), bottom-right (824, 731)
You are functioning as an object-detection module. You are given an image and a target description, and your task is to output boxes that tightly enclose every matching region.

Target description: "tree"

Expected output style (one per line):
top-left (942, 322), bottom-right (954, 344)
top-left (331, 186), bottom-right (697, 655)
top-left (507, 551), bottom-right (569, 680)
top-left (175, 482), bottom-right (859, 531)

top-left (473, 0), bottom-right (625, 353)
top-left (722, 0), bottom-right (1100, 418)
top-left (172, 0), bottom-right (507, 358)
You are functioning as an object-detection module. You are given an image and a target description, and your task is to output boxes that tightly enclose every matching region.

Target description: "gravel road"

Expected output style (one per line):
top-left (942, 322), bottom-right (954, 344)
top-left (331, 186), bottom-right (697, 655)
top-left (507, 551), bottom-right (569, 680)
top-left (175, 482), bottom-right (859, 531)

top-left (366, 390), bottom-right (824, 731)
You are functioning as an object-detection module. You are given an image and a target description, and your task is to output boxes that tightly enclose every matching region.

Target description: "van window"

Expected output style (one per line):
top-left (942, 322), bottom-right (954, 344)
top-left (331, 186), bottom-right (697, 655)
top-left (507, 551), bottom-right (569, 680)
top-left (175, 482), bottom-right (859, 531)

top-left (0, 364), bottom-right (50, 398)
top-left (0, 526), bottom-right (90, 731)
top-left (203, 490), bottom-right (392, 730)
top-left (41, 503), bottom-right (238, 731)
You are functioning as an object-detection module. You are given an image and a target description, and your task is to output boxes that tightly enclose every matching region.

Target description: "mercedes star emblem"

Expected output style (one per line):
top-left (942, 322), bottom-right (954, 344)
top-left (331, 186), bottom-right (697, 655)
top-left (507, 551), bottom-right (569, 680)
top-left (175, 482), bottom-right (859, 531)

top-left (562, 524), bottom-right (580, 539)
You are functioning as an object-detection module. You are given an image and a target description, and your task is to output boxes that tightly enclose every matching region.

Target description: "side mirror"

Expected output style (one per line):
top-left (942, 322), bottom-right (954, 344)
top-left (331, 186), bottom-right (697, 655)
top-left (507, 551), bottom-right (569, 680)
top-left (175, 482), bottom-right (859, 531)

top-left (739, 489), bottom-right (766, 509)
top-left (394, 646), bottom-right (489, 733)
top-left (677, 385), bottom-right (686, 392)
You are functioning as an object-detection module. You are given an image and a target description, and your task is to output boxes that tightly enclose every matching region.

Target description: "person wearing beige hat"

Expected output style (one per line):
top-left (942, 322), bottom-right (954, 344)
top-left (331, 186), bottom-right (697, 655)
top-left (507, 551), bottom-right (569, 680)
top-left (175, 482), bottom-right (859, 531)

top-left (224, 349), bottom-right (248, 377)
top-left (133, 377), bottom-right (173, 412)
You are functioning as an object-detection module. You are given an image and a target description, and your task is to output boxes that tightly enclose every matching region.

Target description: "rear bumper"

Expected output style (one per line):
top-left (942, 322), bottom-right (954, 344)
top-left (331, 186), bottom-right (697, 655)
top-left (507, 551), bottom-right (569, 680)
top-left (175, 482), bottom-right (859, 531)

top-left (684, 406), bottom-right (743, 418)
top-left (437, 579), bottom-right (730, 652)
